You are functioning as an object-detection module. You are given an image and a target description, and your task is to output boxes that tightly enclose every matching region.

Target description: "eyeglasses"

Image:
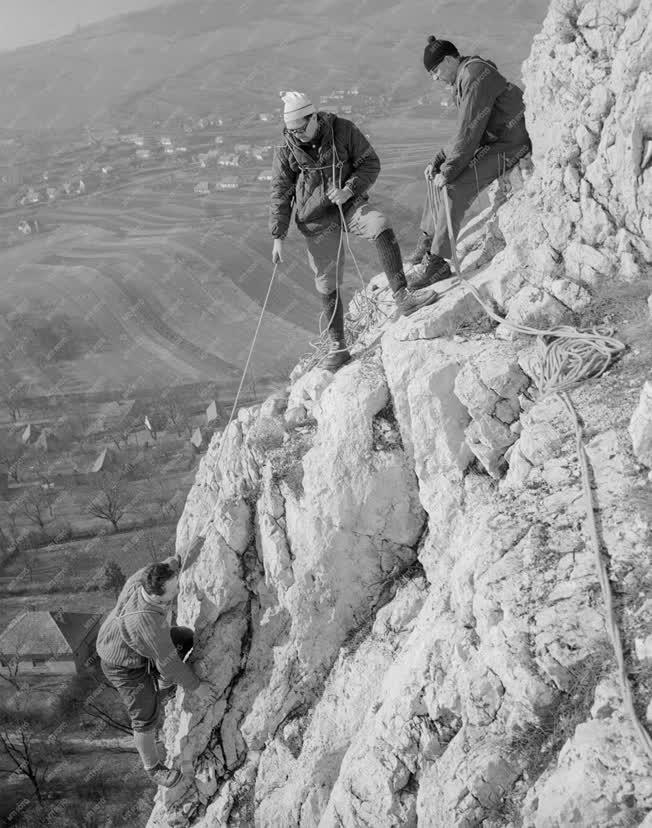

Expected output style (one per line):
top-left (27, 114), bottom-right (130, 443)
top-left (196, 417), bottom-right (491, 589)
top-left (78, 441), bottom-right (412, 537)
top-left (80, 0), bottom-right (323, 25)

top-left (287, 116), bottom-right (311, 135)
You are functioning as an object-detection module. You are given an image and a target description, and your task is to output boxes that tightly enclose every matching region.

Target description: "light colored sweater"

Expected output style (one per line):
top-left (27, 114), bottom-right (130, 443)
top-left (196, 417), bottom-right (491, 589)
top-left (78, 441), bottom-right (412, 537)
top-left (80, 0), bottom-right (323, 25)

top-left (96, 558), bottom-right (200, 692)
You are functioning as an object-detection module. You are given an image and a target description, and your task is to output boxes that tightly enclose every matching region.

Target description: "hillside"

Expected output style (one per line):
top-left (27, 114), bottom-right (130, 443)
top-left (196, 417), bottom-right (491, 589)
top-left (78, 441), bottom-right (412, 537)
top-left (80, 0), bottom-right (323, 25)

top-left (0, 0), bottom-right (549, 401)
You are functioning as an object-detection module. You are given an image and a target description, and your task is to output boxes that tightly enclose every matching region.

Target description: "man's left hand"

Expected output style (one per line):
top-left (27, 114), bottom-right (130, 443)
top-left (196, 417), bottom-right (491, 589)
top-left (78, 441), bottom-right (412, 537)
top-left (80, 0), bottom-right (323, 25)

top-left (433, 173), bottom-right (446, 188)
top-left (327, 185), bottom-right (353, 206)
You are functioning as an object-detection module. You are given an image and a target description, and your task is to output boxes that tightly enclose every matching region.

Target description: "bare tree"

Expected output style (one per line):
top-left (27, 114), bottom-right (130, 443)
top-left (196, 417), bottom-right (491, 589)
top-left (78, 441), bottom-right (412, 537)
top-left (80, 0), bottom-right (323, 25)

top-left (57, 674), bottom-right (132, 737)
top-left (0, 650), bottom-right (21, 690)
top-left (4, 508), bottom-right (21, 551)
top-left (4, 399), bottom-right (21, 422)
top-left (108, 424), bottom-right (133, 451)
top-left (20, 487), bottom-right (50, 530)
top-left (0, 718), bottom-right (51, 804)
top-left (0, 437), bottom-right (24, 483)
top-left (87, 474), bottom-right (129, 531)
top-left (29, 453), bottom-right (57, 517)
top-left (100, 560), bottom-right (126, 597)
top-left (162, 396), bottom-right (191, 437)
top-left (152, 480), bottom-right (179, 520)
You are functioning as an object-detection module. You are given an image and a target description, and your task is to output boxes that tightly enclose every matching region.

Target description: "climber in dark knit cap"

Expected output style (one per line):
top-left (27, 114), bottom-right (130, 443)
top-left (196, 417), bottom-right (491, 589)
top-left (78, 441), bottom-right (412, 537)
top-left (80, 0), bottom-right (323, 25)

top-left (270, 91), bottom-right (440, 372)
top-left (406, 35), bottom-right (532, 287)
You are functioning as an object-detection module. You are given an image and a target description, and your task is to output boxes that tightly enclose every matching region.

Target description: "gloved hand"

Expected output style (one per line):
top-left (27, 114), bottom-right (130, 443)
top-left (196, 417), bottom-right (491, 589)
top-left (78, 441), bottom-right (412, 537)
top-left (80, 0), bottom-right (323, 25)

top-left (272, 238), bottom-right (283, 263)
top-left (194, 681), bottom-right (216, 702)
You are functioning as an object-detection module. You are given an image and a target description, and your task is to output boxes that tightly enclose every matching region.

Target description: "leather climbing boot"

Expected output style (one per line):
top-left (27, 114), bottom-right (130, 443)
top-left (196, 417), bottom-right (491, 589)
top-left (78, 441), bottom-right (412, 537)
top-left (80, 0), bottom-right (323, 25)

top-left (146, 762), bottom-right (182, 788)
top-left (406, 232), bottom-right (433, 266)
top-left (320, 290), bottom-right (351, 372)
top-left (408, 252), bottom-right (452, 289)
top-left (393, 285), bottom-right (440, 317)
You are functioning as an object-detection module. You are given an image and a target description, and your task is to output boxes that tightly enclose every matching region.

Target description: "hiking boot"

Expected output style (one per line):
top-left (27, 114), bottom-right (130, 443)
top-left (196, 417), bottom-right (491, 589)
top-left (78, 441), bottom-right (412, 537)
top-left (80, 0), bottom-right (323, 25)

top-left (320, 290), bottom-right (351, 372)
top-left (393, 285), bottom-right (440, 317)
top-left (321, 344), bottom-right (352, 372)
top-left (408, 252), bottom-right (452, 289)
top-left (146, 762), bottom-right (182, 788)
top-left (406, 232), bottom-right (433, 266)
top-left (158, 684), bottom-right (177, 705)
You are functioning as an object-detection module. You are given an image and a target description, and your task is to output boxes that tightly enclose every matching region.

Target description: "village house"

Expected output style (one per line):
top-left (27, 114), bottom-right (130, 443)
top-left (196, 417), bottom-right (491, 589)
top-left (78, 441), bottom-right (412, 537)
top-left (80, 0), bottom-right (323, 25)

top-left (216, 175), bottom-right (240, 190)
top-left (21, 423), bottom-right (41, 444)
top-left (17, 219), bottom-right (40, 235)
top-left (205, 400), bottom-right (220, 425)
top-left (218, 153), bottom-right (240, 167)
top-left (194, 181), bottom-right (210, 194)
top-left (90, 446), bottom-right (119, 473)
top-left (159, 136), bottom-right (173, 147)
top-left (214, 136), bottom-right (224, 145)
top-left (257, 169), bottom-right (273, 182)
top-left (135, 149), bottom-right (151, 160)
top-left (0, 611), bottom-right (102, 676)
top-left (190, 427), bottom-right (206, 453)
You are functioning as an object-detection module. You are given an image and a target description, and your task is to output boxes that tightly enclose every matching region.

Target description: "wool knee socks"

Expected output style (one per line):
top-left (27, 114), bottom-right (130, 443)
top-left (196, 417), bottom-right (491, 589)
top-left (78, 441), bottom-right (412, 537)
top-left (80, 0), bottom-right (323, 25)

top-left (374, 228), bottom-right (407, 293)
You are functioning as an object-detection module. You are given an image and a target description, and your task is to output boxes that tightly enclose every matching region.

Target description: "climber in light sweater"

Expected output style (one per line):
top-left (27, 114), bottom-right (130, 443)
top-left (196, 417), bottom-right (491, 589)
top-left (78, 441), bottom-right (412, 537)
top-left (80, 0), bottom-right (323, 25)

top-left (97, 539), bottom-right (215, 788)
top-left (407, 35), bottom-right (532, 286)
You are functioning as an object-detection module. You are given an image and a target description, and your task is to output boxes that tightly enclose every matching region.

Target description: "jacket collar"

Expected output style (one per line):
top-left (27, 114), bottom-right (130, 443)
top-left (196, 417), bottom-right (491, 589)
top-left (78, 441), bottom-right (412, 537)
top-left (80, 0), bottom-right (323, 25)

top-left (140, 586), bottom-right (168, 613)
top-left (283, 112), bottom-right (336, 164)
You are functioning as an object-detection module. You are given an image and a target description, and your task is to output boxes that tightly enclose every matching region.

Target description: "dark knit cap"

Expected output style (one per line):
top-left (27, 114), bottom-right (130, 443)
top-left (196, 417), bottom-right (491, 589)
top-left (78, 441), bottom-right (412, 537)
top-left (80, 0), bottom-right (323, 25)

top-left (423, 35), bottom-right (459, 72)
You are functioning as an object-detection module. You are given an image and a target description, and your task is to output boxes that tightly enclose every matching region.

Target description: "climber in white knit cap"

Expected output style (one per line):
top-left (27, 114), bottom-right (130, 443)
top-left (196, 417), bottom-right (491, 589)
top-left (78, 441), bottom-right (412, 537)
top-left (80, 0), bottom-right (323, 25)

top-left (270, 90), bottom-right (439, 372)
top-left (282, 90), bottom-right (316, 124)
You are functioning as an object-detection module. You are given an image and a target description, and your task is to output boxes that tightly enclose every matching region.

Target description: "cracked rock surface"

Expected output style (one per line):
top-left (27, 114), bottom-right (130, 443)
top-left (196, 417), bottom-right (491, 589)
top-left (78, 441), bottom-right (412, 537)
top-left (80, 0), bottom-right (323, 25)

top-left (149, 1), bottom-right (652, 825)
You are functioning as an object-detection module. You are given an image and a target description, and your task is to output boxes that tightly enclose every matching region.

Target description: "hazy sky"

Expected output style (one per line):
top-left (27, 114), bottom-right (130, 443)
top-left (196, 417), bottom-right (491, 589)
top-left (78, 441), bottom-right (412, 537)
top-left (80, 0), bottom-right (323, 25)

top-left (0, 0), bottom-right (166, 52)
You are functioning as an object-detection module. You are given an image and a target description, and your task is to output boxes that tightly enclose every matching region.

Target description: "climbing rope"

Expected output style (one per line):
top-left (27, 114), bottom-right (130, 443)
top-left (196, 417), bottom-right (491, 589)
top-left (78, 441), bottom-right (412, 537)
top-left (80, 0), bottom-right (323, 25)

top-left (429, 177), bottom-right (651, 761)
top-left (183, 262), bottom-right (280, 554)
top-left (301, 132), bottom-right (390, 371)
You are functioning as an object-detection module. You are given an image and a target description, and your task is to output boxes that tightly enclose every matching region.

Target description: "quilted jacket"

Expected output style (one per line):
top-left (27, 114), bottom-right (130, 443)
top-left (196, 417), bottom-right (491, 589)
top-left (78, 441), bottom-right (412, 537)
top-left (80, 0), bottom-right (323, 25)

top-left (269, 112), bottom-right (381, 238)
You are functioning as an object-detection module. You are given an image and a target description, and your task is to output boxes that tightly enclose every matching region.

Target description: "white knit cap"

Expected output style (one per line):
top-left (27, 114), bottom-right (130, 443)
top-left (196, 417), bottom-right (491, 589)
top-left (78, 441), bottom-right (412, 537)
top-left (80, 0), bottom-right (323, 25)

top-left (281, 90), bottom-right (315, 125)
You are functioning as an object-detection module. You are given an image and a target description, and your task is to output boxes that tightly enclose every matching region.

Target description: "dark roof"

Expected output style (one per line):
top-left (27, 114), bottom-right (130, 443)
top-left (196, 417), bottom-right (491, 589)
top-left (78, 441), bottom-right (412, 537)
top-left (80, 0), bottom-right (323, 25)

top-left (0, 611), bottom-right (102, 659)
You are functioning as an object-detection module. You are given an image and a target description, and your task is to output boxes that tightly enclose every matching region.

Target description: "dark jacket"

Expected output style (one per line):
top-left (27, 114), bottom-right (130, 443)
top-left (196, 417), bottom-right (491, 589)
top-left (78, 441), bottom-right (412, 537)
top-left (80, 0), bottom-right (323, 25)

top-left (269, 112), bottom-right (381, 238)
top-left (440, 56), bottom-right (530, 183)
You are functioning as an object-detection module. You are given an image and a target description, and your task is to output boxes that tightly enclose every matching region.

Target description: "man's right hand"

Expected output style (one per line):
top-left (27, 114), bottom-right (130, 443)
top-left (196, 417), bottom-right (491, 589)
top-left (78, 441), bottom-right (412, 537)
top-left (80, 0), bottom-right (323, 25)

top-left (194, 681), bottom-right (216, 702)
top-left (272, 238), bottom-right (283, 263)
top-left (426, 150), bottom-right (446, 179)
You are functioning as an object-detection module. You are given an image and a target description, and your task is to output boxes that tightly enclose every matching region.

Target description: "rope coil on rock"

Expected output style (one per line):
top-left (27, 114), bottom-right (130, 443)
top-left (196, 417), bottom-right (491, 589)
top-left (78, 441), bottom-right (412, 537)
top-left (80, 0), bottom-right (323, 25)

top-left (429, 176), bottom-right (651, 762)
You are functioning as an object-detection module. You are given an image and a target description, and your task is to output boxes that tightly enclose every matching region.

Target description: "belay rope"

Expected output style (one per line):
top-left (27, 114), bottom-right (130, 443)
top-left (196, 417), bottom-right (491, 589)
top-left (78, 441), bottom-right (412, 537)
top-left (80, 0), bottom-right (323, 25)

top-left (428, 176), bottom-right (652, 762)
top-left (302, 130), bottom-right (390, 372)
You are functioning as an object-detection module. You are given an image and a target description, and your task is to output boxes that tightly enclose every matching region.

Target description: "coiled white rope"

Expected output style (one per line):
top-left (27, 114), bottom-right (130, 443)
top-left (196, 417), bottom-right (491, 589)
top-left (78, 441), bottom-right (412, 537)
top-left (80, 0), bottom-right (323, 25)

top-left (429, 176), bottom-right (650, 761)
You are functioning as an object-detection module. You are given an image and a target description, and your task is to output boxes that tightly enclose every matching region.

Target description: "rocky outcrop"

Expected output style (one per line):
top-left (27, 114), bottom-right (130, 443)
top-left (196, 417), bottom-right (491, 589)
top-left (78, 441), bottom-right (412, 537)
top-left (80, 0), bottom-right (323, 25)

top-left (149, 1), bottom-right (652, 825)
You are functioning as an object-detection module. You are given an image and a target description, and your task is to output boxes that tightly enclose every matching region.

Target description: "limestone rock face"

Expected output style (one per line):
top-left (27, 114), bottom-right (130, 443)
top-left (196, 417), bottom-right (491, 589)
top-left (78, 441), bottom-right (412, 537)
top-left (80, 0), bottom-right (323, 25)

top-left (630, 380), bottom-right (652, 468)
top-left (149, 1), bottom-right (652, 825)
